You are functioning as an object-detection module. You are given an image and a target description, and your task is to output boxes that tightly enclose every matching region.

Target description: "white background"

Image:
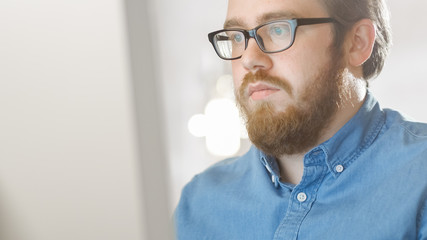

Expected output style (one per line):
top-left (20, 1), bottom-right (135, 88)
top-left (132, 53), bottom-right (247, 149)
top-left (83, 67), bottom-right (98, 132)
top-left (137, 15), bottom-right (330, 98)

top-left (0, 0), bottom-right (171, 239)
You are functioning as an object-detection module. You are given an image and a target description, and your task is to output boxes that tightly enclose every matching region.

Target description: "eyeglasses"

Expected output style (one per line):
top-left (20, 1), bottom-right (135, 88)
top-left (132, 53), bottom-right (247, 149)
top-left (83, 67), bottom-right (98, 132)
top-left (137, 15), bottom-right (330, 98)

top-left (208, 18), bottom-right (335, 60)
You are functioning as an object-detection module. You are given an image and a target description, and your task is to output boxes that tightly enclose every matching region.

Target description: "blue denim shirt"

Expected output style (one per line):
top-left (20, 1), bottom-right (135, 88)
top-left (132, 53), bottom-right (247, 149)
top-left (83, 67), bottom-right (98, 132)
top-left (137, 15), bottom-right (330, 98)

top-left (175, 92), bottom-right (427, 240)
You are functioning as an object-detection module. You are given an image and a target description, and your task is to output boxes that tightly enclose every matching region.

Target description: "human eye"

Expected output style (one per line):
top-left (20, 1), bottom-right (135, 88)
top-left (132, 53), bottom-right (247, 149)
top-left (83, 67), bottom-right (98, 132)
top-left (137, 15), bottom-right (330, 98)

top-left (268, 23), bottom-right (290, 38)
top-left (229, 32), bottom-right (244, 43)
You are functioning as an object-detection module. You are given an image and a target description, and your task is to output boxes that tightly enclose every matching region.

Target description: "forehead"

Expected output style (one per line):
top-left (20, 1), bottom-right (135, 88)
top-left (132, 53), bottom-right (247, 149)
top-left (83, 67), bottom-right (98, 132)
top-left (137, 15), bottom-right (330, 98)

top-left (225, 0), bottom-right (328, 28)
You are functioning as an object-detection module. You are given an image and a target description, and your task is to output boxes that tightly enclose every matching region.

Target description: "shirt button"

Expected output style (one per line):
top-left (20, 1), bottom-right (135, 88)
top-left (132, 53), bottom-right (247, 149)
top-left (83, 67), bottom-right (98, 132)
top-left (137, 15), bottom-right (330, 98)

top-left (297, 192), bottom-right (307, 202)
top-left (335, 164), bottom-right (344, 173)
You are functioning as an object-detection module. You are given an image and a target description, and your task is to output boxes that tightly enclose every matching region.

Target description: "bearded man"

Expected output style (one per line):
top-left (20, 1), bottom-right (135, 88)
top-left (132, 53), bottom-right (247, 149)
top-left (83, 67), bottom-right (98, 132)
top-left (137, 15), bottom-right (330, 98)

top-left (175, 0), bottom-right (427, 239)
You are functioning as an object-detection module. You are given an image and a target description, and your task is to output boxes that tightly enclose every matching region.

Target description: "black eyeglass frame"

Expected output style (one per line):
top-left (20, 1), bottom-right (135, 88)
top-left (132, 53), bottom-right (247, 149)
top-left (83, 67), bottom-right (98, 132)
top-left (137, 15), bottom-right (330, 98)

top-left (208, 18), bottom-right (336, 60)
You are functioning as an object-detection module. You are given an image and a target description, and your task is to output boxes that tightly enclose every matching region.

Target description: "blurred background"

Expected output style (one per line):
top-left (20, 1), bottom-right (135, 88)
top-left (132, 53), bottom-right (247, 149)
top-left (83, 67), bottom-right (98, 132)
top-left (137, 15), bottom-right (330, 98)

top-left (0, 0), bottom-right (426, 239)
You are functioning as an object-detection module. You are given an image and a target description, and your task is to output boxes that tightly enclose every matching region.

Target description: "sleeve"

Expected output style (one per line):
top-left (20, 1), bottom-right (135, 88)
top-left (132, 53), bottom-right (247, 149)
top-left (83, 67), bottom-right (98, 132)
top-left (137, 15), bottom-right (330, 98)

top-left (419, 197), bottom-right (427, 240)
top-left (173, 175), bottom-right (201, 240)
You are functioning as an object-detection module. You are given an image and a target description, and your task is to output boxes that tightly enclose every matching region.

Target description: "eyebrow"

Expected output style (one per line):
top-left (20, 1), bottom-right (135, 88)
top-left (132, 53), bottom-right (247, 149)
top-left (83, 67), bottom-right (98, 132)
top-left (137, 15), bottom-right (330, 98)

top-left (223, 11), bottom-right (298, 29)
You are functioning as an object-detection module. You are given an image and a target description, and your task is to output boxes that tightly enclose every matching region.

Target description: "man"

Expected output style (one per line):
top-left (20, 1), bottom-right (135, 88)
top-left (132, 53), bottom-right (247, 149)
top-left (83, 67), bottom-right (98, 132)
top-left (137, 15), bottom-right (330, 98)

top-left (175, 0), bottom-right (427, 239)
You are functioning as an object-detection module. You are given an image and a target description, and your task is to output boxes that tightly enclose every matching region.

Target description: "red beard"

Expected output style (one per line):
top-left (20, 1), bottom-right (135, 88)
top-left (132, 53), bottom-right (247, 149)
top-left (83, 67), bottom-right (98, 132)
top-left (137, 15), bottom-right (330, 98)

top-left (235, 58), bottom-right (345, 156)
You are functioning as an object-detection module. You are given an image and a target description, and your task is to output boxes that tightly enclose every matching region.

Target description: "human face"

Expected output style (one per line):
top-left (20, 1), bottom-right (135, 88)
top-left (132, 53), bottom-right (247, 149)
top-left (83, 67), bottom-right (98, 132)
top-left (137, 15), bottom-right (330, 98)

top-left (227, 0), bottom-right (345, 155)
top-left (226, 0), bottom-right (336, 113)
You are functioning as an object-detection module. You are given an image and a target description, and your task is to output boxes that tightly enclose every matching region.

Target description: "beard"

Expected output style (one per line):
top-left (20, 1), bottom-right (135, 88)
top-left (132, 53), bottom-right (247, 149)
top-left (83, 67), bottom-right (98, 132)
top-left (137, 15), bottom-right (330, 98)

top-left (235, 54), bottom-right (345, 157)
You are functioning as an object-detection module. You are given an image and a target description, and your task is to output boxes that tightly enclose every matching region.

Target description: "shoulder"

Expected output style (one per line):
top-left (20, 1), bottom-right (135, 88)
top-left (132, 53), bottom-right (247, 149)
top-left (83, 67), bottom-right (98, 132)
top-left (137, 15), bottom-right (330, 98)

top-left (184, 146), bottom-right (260, 190)
top-left (383, 108), bottom-right (427, 139)
top-left (176, 146), bottom-right (264, 209)
top-left (175, 147), bottom-right (261, 223)
top-left (380, 108), bottom-right (427, 166)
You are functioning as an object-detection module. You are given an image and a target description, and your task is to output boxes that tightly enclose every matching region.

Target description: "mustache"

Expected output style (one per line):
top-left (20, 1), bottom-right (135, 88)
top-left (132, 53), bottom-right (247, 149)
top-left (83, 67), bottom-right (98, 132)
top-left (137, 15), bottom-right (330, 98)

top-left (239, 70), bottom-right (293, 98)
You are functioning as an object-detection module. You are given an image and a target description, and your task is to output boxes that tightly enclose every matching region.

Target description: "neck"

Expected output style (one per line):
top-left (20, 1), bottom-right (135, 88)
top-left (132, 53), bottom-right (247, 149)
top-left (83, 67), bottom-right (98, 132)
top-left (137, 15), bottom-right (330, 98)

top-left (277, 77), bottom-right (367, 185)
top-left (317, 78), bottom-right (367, 145)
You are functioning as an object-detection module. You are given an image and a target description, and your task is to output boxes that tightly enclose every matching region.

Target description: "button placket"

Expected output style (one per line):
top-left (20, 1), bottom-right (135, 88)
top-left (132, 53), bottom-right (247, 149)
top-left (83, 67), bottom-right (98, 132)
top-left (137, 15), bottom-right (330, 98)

top-left (273, 164), bottom-right (327, 239)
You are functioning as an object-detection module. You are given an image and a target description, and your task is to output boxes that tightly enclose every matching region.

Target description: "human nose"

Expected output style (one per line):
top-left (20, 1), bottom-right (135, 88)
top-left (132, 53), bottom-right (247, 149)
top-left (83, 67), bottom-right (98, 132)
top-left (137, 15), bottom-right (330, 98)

top-left (240, 38), bottom-right (272, 73)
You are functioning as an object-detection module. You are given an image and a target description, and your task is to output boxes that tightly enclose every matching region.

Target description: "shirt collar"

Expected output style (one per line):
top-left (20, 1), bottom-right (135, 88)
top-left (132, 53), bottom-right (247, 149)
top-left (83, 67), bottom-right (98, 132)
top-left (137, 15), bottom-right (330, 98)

top-left (258, 91), bottom-right (386, 181)
top-left (310, 91), bottom-right (385, 177)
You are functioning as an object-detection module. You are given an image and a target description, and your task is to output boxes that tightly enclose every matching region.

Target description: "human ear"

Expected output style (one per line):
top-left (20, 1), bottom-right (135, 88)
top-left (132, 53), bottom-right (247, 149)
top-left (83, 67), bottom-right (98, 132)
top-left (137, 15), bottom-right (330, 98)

top-left (346, 19), bottom-right (376, 67)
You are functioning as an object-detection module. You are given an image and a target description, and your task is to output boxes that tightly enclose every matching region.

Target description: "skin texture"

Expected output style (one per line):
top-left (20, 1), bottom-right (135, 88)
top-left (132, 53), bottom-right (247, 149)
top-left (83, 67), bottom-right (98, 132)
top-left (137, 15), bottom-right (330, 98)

top-left (226, 0), bottom-right (375, 184)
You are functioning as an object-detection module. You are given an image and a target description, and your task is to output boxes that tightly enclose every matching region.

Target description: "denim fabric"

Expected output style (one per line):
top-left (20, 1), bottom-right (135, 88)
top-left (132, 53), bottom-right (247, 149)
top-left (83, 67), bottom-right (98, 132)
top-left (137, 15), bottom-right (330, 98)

top-left (175, 92), bottom-right (427, 240)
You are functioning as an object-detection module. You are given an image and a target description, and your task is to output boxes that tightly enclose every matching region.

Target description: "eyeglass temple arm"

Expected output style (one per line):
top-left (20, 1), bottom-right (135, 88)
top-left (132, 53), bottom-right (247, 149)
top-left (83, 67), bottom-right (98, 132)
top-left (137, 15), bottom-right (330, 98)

top-left (296, 18), bottom-right (336, 26)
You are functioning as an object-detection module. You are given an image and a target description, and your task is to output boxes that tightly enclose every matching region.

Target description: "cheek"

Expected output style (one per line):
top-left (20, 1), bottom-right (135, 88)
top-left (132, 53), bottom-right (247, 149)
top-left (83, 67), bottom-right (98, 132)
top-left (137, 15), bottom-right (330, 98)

top-left (270, 53), bottom-right (309, 94)
top-left (276, 43), bottom-right (332, 90)
top-left (231, 61), bottom-right (245, 90)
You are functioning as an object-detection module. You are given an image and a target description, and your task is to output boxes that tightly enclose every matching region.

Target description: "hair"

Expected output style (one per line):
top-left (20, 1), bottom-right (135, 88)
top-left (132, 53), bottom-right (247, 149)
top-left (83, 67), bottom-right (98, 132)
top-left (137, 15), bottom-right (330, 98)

top-left (321, 0), bottom-right (392, 81)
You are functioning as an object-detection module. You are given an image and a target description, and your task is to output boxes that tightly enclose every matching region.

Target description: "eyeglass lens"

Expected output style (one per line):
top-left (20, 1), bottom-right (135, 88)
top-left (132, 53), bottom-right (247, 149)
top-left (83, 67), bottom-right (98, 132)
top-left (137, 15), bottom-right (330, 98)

top-left (213, 21), bottom-right (293, 59)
